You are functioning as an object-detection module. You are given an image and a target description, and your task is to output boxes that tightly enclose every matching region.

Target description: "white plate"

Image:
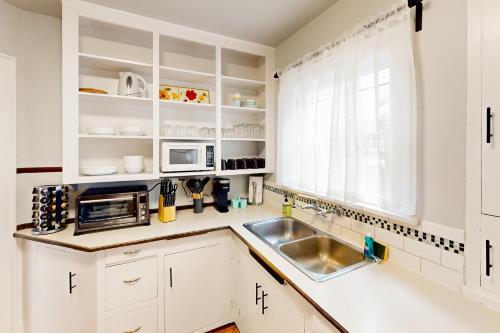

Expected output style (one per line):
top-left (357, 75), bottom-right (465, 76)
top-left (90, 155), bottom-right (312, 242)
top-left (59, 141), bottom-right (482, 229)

top-left (87, 127), bottom-right (115, 135)
top-left (119, 130), bottom-right (146, 136)
top-left (81, 165), bottom-right (118, 176)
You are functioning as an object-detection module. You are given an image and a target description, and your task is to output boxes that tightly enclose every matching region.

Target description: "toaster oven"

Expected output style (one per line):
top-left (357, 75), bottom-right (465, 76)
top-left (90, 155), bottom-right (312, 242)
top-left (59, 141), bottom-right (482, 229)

top-left (75, 186), bottom-right (149, 235)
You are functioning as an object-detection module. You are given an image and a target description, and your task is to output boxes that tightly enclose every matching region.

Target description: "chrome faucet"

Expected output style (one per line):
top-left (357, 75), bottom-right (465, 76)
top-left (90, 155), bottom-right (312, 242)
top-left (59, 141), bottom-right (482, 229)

top-left (292, 194), bottom-right (327, 216)
top-left (292, 194), bottom-right (344, 217)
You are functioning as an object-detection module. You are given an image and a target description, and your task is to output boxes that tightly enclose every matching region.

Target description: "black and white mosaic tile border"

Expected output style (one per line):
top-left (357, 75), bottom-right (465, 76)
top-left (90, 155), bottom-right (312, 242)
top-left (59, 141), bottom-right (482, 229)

top-left (264, 184), bottom-right (465, 256)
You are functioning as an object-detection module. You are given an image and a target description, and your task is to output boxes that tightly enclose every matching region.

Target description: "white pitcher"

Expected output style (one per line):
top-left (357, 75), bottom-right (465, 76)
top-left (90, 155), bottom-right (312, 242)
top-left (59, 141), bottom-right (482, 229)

top-left (118, 72), bottom-right (147, 97)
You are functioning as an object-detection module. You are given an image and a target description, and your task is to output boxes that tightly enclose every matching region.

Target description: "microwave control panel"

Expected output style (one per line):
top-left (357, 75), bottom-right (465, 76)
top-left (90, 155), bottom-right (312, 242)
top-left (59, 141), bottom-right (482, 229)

top-left (206, 146), bottom-right (214, 168)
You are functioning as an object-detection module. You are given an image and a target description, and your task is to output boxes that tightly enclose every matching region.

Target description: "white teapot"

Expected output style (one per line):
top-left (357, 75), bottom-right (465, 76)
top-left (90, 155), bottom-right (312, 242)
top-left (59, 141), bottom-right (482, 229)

top-left (118, 72), bottom-right (147, 97)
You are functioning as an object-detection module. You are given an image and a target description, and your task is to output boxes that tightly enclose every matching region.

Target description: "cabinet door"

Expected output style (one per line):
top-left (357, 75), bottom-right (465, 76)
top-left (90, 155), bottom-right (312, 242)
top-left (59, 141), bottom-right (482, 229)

top-left (481, 216), bottom-right (500, 294)
top-left (307, 312), bottom-right (341, 333)
top-left (482, 0), bottom-right (500, 217)
top-left (35, 246), bottom-right (96, 333)
top-left (164, 243), bottom-right (233, 333)
top-left (235, 250), bottom-right (265, 333)
top-left (262, 282), bottom-right (305, 333)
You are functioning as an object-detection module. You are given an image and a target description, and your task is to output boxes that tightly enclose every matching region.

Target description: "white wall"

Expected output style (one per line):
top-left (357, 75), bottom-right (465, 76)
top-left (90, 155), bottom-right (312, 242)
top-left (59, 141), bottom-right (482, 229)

top-left (275, 0), bottom-right (467, 230)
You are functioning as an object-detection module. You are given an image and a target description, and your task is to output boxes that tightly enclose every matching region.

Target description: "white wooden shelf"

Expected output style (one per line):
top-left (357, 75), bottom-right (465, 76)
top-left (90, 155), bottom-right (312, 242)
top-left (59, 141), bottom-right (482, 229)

top-left (76, 173), bottom-right (156, 183)
top-left (79, 91), bottom-right (153, 104)
top-left (159, 137), bottom-right (215, 141)
top-left (222, 105), bottom-right (266, 113)
top-left (64, 4), bottom-right (275, 184)
top-left (160, 66), bottom-right (215, 84)
top-left (222, 138), bottom-right (265, 142)
top-left (217, 169), bottom-right (268, 176)
top-left (79, 52), bottom-right (153, 77)
top-left (222, 76), bottom-right (266, 90)
top-left (160, 99), bottom-right (216, 110)
top-left (79, 134), bottom-right (153, 140)
top-left (159, 170), bottom-right (216, 178)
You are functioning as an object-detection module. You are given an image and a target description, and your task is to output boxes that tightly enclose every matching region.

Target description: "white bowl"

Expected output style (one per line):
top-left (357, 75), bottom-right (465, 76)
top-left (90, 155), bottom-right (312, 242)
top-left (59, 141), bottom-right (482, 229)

top-left (119, 126), bottom-right (146, 136)
top-left (87, 127), bottom-right (115, 135)
top-left (123, 155), bottom-right (144, 173)
top-left (81, 164), bottom-right (118, 176)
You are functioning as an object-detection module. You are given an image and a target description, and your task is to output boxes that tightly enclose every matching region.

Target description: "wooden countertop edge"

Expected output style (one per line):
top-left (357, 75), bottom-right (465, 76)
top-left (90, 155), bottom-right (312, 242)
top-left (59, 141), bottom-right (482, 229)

top-left (13, 226), bottom-right (229, 253)
top-left (13, 224), bottom-right (348, 332)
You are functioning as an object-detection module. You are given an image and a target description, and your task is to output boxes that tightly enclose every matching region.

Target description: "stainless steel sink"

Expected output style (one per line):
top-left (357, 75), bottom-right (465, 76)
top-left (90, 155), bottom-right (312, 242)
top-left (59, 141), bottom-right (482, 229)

top-left (244, 217), bottom-right (372, 281)
top-left (245, 217), bottom-right (317, 246)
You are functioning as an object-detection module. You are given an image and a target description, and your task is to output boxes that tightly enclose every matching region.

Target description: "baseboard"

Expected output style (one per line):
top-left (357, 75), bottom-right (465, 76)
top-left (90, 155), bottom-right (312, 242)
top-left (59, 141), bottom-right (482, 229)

top-left (462, 285), bottom-right (500, 313)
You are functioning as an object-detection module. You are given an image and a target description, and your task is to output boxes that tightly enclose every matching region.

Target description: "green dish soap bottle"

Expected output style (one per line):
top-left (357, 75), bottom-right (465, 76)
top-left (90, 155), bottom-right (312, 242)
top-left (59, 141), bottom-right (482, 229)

top-left (282, 194), bottom-right (292, 217)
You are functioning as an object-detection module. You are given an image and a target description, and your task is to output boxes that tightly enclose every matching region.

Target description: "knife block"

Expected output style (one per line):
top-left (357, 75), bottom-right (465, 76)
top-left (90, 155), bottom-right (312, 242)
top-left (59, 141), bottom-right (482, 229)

top-left (158, 196), bottom-right (176, 223)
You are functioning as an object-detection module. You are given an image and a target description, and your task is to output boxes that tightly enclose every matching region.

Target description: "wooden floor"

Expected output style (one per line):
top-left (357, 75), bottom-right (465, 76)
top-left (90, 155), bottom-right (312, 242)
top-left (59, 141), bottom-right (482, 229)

top-left (208, 323), bottom-right (239, 333)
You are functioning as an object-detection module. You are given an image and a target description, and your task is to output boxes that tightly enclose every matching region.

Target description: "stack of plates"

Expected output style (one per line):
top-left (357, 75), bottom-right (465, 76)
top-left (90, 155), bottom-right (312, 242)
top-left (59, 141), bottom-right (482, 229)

top-left (81, 164), bottom-right (118, 176)
top-left (242, 98), bottom-right (257, 108)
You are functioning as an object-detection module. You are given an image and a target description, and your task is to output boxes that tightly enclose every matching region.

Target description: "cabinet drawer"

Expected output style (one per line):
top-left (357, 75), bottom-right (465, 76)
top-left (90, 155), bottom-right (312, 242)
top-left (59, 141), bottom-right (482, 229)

top-left (106, 242), bottom-right (158, 265)
top-left (106, 304), bottom-right (157, 333)
top-left (106, 257), bottom-right (158, 311)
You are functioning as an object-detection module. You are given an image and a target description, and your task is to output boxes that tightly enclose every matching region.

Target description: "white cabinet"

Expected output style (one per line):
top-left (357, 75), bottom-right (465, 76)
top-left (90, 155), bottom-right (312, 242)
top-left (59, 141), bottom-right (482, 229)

top-left (481, 216), bottom-right (500, 294)
top-left (23, 245), bottom-right (97, 333)
top-left (105, 257), bottom-right (158, 311)
top-left (481, 0), bottom-right (500, 218)
top-left (306, 311), bottom-right (341, 333)
top-left (164, 243), bottom-right (233, 333)
top-left (105, 304), bottom-right (157, 333)
top-left (236, 248), bottom-right (305, 333)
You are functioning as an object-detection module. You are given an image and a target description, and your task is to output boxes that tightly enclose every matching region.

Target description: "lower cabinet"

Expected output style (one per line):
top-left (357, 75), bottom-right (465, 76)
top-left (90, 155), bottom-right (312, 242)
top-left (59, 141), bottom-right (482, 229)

top-left (306, 312), bottom-right (341, 333)
top-left (164, 243), bottom-right (234, 333)
top-left (105, 304), bottom-right (157, 333)
top-left (21, 230), bottom-right (342, 333)
top-left (236, 247), bottom-right (305, 333)
top-left (481, 216), bottom-right (500, 295)
top-left (22, 245), bottom-right (97, 333)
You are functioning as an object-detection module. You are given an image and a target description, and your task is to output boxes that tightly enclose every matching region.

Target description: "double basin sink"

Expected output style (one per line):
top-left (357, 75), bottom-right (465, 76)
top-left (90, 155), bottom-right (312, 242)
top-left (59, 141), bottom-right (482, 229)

top-left (244, 217), bottom-right (372, 281)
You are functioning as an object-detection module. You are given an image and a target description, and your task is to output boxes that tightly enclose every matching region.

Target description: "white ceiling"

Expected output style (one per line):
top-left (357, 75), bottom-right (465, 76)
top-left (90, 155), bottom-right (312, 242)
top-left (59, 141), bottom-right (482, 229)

top-left (5, 0), bottom-right (337, 46)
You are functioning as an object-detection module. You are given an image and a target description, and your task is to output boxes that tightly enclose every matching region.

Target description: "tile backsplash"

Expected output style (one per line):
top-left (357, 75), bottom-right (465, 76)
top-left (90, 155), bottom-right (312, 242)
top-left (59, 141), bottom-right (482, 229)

top-left (263, 182), bottom-right (465, 291)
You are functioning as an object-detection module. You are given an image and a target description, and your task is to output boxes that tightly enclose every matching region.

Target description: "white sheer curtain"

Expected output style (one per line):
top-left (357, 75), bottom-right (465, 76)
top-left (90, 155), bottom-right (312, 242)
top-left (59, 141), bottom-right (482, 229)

top-left (277, 7), bottom-right (417, 217)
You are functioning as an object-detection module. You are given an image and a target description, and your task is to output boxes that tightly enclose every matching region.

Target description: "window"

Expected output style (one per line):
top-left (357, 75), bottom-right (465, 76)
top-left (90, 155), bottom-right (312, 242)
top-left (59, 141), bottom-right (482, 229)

top-left (277, 14), bottom-right (416, 218)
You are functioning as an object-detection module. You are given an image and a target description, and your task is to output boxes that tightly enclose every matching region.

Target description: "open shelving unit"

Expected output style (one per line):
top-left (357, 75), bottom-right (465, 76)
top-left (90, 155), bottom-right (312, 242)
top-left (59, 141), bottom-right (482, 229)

top-left (63, 6), bottom-right (275, 183)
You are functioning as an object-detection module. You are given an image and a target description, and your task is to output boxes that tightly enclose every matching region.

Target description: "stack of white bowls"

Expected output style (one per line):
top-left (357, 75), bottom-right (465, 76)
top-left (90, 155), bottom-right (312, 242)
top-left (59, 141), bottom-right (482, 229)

top-left (123, 155), bottom-right (144, 174)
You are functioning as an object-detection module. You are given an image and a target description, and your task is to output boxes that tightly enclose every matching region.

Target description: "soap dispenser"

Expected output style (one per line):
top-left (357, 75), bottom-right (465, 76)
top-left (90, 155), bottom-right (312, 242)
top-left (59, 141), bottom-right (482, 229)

top-left (282, 194), bottom-right (292, 217)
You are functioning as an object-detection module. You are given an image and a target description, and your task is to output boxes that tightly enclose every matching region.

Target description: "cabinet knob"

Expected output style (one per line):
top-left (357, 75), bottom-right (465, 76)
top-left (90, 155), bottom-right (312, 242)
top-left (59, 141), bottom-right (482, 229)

top-left (123, 277), bottom-right (141, 285)
top-left (261, 290), bottom-right (268, 315)
top-left (255, 283), bottom-right (262, 305)
top-left (69, 272), bottom-right (76, 294)
top-left (123, 249), bottom-right (142, 256)
top-left (124, 326), bottom-right (142, 333)
top-left (486, 240), bottom-right (493, 277)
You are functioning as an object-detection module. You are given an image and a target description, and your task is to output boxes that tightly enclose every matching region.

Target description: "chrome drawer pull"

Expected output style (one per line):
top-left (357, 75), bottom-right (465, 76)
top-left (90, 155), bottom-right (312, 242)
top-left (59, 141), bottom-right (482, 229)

top-left (123, 277), bottom-right (141, 285)
top-left (124, 326), bottom-right (142, 333)
top-left (123, 249), bottom-right (142, 256)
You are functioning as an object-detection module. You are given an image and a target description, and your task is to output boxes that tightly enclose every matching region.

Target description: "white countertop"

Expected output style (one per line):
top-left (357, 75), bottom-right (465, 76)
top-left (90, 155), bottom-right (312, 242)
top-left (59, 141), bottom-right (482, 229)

top-left (15, 205), bottom-right (500, 333)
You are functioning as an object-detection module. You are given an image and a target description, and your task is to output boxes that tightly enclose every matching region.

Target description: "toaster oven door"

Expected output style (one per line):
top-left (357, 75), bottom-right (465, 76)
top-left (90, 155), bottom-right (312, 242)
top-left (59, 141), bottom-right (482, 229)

top-left (77, 196), bottom-right (138, 230)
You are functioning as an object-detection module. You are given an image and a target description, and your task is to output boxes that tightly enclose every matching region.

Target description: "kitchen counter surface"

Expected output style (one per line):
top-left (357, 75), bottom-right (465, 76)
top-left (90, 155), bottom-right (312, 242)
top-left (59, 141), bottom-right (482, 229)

top-left (14, 205), bottom-right (500, 333)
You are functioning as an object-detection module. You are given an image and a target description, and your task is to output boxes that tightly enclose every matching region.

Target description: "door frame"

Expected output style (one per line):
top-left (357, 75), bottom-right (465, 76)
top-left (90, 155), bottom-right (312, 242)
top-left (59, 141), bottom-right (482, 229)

top-left (0, 53), bottom-right (18, 332)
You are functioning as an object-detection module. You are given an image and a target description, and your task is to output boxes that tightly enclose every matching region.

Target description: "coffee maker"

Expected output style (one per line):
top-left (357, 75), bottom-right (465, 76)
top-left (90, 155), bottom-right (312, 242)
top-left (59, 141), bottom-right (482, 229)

top-left (213, 178), bottom-right (230, 213)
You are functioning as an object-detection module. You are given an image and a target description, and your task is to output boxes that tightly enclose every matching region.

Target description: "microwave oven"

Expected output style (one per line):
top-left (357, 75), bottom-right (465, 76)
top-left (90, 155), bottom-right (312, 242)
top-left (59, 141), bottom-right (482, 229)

top-left (74, 186), bottom-right (149, 235)
top-left (161, 142), bottom-right (215, 172)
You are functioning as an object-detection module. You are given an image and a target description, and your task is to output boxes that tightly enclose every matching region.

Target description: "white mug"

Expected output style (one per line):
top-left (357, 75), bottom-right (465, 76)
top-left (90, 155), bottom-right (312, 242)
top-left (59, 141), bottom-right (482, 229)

top-left (123, 155), bottom-right (144, 174)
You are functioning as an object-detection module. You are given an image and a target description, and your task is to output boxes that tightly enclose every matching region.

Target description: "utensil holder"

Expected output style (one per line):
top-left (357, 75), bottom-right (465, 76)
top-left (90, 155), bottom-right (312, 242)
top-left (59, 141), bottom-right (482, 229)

top-left (158, 196), bottom-right (176, 223)
top-left (193, 195), bottom-right (203, 214)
